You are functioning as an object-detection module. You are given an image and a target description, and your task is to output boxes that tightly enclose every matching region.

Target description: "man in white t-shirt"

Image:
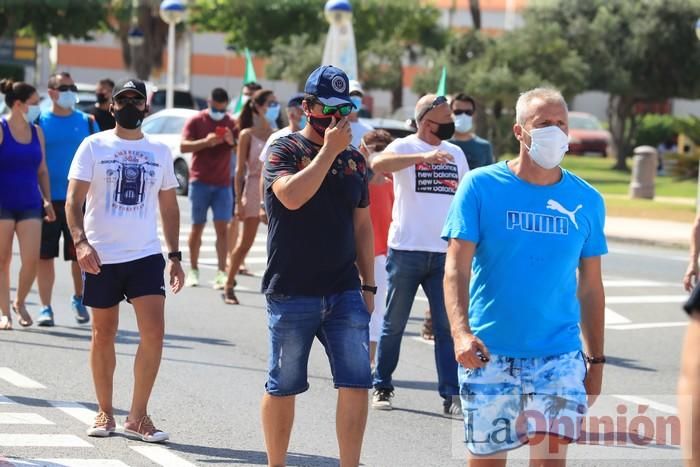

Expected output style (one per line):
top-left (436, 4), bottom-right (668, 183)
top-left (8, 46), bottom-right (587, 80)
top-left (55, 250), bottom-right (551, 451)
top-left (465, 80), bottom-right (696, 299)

top-left (65, 78), bottom-right (185, 443)
top-left (370, 94), bottom-right (469, 416)
top-left (348, 80), bottom-right (373, 149)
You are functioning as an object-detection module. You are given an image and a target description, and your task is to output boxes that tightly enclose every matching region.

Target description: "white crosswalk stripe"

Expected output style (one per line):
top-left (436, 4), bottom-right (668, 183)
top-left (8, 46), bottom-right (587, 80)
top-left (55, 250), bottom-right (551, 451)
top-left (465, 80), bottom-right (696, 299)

top-left (0, 368), bottom-right (194, 467)
top-left (0, 413), bottom-right (54, 425)
top-left (159, 224), bottom-right (269, 273)
top-left (0, 368), bottom-right (46, 389)
top-left (8, 461), bottom-right (130, 467)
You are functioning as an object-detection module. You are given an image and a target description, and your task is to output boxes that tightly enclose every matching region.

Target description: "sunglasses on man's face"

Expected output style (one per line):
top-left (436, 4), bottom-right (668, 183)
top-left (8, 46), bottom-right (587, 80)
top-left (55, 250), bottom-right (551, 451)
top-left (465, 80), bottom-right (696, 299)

top-left (114, 96), bottom-right (146, 106)
top-left (417, 95), bottom-right (448, 122)
top-left (311, 101), bottom-right (353, 117)
top-left (54, 84), bottom-right (78, 92)
top-left (453, 109), bottom-right (474, 116)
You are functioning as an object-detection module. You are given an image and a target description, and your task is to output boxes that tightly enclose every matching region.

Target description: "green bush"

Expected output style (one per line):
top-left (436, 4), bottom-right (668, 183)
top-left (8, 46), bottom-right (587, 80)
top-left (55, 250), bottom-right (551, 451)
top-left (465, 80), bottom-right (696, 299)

top-left (0, 65), bottom-right (25, 82)
top-left (634, 114), bottom-right (680, 148)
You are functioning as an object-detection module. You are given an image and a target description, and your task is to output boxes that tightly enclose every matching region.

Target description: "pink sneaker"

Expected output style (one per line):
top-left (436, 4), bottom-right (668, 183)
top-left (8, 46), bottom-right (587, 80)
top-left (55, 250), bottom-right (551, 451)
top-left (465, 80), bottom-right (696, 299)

top-left (123, 415), bottom-right (169, 443)
top-left (86, 411), bottom-right (116, 437)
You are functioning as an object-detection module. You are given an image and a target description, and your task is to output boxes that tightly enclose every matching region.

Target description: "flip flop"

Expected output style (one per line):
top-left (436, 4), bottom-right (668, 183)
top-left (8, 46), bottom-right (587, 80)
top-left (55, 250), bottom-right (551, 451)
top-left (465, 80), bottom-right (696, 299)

top-left (238, 267), bottom-right (254, 277)
top-left (223, 287), bottom-right (239, 305)
top-left (12, 304), bottom-right (33, 327)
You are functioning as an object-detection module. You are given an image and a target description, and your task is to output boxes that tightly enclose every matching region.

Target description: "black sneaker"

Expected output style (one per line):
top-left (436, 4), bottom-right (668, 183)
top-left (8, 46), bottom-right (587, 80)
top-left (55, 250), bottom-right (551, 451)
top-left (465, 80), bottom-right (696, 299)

top-left (443, 395), bottom-right (462, 419)
top-left (372, 389), bottom-right (394, 410)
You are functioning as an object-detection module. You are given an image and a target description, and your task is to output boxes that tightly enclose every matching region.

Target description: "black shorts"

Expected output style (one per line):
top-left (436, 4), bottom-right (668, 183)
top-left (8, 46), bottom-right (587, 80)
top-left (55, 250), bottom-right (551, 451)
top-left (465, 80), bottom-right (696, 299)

top-left (40, 201), bottom-right (76, 261)
top-left (0, 206), bottom-right (42, 222)
top-left (684, 283), bottom-right (700, 315)
top-left (82, 254), bottom-right (166, 309)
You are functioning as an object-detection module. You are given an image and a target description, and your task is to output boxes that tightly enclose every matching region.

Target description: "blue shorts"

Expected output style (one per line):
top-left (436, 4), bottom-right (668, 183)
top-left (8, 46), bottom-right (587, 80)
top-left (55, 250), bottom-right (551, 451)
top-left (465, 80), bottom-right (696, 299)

top-left (189, 180), bottom-right (233, 225)
top-left (265, 290), bottom-right (372, 396)
top-left (82, 254), bottom-right (166, 309)
top-left (460, 350), bottom-right (588, 456)
top-left (0, 206), bottom-right (42, 222)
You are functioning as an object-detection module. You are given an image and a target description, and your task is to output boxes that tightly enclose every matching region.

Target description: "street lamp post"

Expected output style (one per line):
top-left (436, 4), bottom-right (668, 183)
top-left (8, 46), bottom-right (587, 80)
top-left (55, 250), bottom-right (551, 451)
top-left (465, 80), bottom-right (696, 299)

top-left (159, 0), bottom-right (187, 109)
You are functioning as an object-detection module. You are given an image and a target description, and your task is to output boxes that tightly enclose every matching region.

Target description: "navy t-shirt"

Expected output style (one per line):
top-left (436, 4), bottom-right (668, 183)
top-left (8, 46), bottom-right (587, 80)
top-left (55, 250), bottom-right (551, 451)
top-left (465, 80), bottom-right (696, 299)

top-left (449, 136), bottom-right (493, 170)
top-left (262, 132), bottom-right (369, 296)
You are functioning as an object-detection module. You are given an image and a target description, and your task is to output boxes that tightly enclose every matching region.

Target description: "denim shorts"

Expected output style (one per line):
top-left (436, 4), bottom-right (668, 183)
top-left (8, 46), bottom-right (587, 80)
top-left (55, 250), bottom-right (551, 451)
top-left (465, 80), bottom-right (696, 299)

top-left (82, 254), bottom-right (166, 308)
top-left (0, 206), bottom-right (42, 222)
top-left (460, 350), bottom-right (588, 456)
top-left (265, 290), bottom-right (372, 396)
top-left (189, 180), bottom-right (233, 224)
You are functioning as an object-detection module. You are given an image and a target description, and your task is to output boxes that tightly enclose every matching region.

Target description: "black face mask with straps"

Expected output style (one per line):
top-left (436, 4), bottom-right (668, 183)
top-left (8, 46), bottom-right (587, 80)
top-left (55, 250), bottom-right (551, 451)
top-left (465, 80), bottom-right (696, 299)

top-left (113, 104), bottom-right (145, 130)
top-left (431, 121), bottom-right (455, 141)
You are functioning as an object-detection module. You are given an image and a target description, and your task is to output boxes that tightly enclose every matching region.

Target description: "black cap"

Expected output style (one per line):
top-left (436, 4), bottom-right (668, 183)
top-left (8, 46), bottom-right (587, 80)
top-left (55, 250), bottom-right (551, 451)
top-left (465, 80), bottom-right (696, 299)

top-left (112, 78), bottom-right (147, 99)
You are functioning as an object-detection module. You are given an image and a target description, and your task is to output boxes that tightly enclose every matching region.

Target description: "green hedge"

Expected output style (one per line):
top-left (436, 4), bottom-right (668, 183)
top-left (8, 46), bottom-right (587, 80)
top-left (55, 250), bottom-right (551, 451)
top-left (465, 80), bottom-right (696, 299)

top-left (0, 65), bottom-right (25, 82)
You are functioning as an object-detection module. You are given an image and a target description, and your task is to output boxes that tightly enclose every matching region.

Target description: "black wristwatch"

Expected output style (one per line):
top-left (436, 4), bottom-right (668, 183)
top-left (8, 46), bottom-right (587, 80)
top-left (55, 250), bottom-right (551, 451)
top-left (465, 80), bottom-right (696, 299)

top-left (168, 251), bottom-right (182, 261)
top-left (361, 284), bottom-right (378, 295)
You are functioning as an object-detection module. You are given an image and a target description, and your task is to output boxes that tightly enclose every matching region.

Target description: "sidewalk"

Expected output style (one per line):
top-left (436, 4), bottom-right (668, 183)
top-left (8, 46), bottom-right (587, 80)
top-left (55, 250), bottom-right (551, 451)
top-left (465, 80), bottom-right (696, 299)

top-left (606, 216), bottom-right (692, 249)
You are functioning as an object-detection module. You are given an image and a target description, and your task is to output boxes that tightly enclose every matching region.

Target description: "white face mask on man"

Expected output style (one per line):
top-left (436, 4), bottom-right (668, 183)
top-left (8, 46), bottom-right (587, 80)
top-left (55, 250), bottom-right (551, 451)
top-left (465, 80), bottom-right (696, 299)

top-left (454, 114), bottom-right (472, 133)
top-left (522, 125), bottom-right (569, 169)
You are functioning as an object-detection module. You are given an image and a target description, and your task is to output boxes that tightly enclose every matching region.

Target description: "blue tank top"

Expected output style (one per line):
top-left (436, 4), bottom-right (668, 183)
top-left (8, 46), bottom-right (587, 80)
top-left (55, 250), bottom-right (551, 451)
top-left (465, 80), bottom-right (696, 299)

top-left (0, 119), bottom-right (43, 211)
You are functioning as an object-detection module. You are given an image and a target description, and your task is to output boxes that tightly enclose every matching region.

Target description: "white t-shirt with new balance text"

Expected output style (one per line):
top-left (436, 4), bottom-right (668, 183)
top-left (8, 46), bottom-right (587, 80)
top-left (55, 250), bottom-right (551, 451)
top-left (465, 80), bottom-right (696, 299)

top-left (68, 131), bottom-right (179, 264)
top-left (386, 133), bottom-right (469, 253)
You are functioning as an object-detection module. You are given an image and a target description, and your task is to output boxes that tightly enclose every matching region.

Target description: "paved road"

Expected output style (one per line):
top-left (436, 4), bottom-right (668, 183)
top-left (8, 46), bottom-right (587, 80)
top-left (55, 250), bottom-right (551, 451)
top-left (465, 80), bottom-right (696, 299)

top-left (0, 197), bottom-right (692, 466)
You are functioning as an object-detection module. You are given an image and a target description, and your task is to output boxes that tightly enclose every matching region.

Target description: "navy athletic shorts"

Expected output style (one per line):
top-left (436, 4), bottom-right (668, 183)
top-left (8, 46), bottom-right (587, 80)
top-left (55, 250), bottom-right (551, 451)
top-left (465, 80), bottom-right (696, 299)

top-left (82, 254), bottom-right (166, 309)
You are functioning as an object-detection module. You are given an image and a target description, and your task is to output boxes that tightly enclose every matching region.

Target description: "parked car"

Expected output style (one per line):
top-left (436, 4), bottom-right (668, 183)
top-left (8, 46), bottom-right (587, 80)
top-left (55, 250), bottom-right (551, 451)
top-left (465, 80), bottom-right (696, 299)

top-left (148, 88), bottom-right (198, 115)
top-left (141, 108), bottom-right (199, 195)
top-left (568, 111), bottom-right (612, 157)
top-left (360, 117), bottom-right (415, 139)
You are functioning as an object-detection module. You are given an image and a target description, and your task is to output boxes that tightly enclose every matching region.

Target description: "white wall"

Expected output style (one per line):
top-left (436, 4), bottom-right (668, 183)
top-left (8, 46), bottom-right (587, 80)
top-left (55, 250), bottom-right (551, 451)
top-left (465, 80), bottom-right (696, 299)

top-left (571, 91), bottom-right (608, 121)
top-left (672, 99), bottom-right (700, 117)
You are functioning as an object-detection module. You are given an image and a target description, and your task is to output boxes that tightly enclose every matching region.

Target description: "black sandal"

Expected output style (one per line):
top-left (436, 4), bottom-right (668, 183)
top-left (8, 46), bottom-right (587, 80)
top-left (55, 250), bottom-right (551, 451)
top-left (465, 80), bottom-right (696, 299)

top-left (223, 287), bottom-right (239, 305)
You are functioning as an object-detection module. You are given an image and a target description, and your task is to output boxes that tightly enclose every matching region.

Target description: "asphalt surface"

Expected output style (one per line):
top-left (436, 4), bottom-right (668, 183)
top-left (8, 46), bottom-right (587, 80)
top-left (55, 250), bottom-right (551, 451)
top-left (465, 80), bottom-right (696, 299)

top-left (0, 196), bottom-right (693, 466)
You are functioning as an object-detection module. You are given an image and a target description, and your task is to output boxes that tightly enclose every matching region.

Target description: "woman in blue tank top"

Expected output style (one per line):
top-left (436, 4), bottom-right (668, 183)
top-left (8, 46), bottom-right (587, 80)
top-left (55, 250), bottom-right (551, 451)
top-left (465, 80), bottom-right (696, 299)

top-left (0, 79), bottom-right (55, 330)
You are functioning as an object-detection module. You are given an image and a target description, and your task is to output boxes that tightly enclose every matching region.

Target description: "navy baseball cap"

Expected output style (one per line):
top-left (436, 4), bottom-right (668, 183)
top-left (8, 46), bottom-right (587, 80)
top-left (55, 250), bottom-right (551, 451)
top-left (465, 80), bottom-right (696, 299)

top-left (304, 65), bottom-right (355, 108)
top-left (287, 93), bottom-right (305, 108)
top-left (113, 78), bottom-right (147, 99)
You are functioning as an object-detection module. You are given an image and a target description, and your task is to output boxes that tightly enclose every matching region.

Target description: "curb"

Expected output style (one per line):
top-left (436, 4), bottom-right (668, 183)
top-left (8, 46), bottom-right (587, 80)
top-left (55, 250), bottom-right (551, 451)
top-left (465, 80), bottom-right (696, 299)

top-left (606, 234), bottom-right (688, 250)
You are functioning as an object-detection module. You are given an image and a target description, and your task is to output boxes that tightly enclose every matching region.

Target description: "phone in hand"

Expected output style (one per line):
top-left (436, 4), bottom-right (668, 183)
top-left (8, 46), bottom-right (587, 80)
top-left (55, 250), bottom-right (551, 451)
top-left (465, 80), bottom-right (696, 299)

top-left (215, 126), bottom-right (227, 138)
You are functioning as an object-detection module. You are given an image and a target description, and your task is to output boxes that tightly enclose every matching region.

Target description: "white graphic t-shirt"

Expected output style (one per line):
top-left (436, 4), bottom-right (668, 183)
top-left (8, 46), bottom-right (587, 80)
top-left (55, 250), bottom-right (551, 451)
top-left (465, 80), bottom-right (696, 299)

top-left (386, 133), bottom-right (469, 252)
top-left (68, 131), bottom-right (178, 264)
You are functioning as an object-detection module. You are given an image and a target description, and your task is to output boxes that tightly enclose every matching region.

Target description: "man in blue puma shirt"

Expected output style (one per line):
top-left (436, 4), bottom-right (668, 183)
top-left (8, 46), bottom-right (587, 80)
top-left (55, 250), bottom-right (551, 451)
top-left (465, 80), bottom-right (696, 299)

top-left (442, 88), bottom-right (607, 466)
top-left (36, 71), bottom-right (97, 326)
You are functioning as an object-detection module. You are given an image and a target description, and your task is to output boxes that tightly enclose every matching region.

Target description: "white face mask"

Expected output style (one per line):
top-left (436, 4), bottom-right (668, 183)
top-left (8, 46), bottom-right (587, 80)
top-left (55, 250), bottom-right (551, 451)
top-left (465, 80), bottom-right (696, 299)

top-left (454, 114), bottom-right (472, 133)
top-left (522, 125), bottom-right (569, 169)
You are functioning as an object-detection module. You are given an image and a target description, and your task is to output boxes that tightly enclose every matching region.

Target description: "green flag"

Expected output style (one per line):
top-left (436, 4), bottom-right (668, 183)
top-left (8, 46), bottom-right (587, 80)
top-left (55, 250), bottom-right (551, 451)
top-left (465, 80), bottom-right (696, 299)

top-left (234, 48), bottom-right (258, 114)
top-left (436, 66), bottom-right (447, 97)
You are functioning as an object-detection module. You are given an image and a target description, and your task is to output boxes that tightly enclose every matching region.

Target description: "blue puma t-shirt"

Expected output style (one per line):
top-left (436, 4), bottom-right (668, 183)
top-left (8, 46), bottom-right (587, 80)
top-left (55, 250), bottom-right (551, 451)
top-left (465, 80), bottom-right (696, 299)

top-left (441, 161), bottom-right (607, 358)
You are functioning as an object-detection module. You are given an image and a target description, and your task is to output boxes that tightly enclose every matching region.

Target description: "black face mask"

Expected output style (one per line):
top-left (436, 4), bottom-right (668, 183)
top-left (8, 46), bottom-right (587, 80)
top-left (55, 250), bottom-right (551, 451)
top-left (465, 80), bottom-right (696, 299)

top-left (432, 121), bottom-right (455, 140)
top-left (308, 114), bottom-right (333, 138)
top-left (96, 93), bottom-right (109, 104)
top-left (113, 104), bottom-right (145, 130)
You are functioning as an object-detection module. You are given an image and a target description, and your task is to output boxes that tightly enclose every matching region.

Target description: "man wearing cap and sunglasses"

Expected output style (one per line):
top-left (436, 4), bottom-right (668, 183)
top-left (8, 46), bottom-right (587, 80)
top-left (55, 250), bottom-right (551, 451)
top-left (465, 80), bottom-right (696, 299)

top-left (66, 78), bottom-right (185, 443)
top-left (35, 71), bottom-right (99, 327)
top-left (370, 93), bottom-right (469, 416)
top-left (260, 65), bottom-right (375, 467)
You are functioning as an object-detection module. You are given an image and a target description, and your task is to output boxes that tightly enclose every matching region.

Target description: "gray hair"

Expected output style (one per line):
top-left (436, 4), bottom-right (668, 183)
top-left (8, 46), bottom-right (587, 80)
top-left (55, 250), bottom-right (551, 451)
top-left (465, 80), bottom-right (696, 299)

top-left (515, 88), bottom-right (568, 126)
